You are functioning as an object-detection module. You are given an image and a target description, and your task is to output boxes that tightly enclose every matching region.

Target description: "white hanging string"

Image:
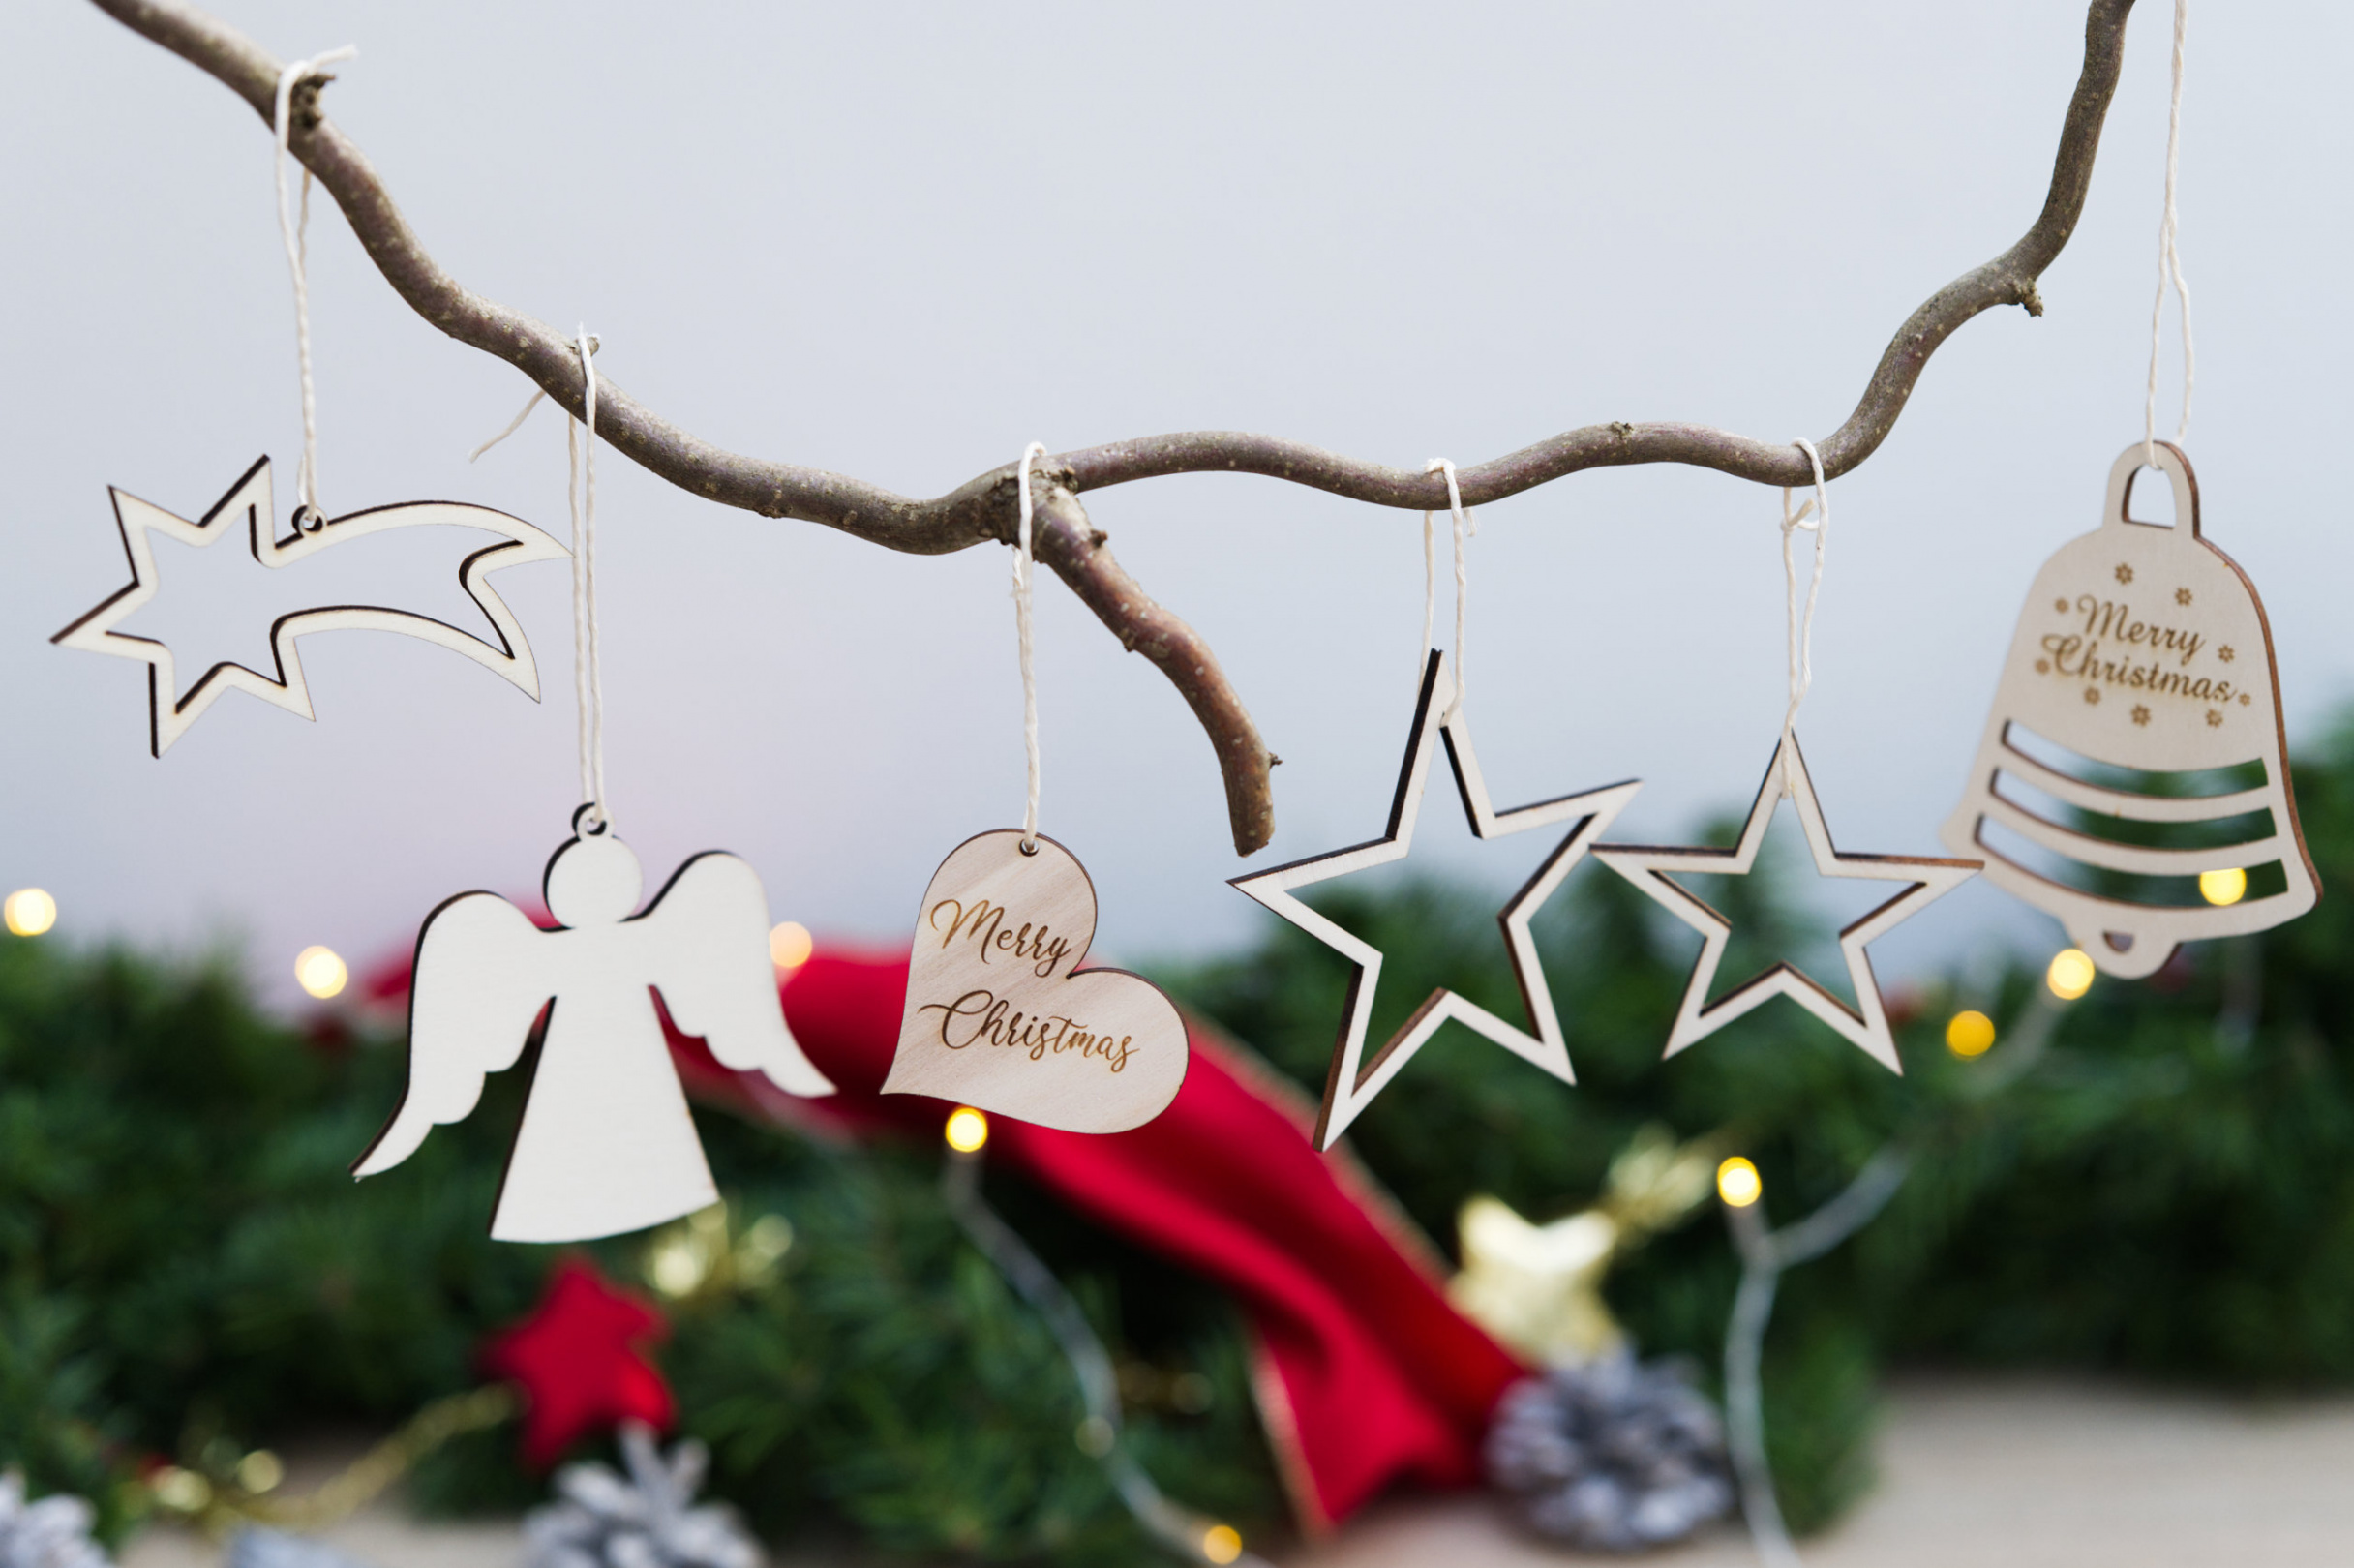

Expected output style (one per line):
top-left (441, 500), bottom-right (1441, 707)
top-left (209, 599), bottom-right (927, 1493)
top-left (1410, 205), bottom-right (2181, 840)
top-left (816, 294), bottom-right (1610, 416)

top-left (467, 342), bottom-right (610, 832)
top-left (1014, 442), bottom-right (1047, 853)
top-left (568, 328), bottom-right (610, 832)
top-left (272, 46), bottom-right (357, 523)
top-left (1780, 439), bottom-right (1830, 752)
top-left (2145, 0), bottom-right (2194, 468)
top-left (1419, 458), bottom-right (1475, 716)
top-left (468, 388), bottom-right (547, 463)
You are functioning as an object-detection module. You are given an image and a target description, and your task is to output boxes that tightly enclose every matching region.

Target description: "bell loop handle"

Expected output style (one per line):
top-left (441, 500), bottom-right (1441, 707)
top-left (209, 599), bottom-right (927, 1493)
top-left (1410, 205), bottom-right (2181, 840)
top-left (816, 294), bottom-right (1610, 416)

top-left (2106, 439), bottom-right (2202, 540)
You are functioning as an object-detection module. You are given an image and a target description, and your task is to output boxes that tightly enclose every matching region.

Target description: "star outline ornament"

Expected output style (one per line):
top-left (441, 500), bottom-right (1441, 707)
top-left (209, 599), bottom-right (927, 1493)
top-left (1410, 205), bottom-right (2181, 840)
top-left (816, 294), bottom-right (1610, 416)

top-left (52, 455), bottom-right (569, 756)
top-left (1230, 649), bottom-right (1642, 1150)
top-left (1591, 731), bottom-right (1981, 1072)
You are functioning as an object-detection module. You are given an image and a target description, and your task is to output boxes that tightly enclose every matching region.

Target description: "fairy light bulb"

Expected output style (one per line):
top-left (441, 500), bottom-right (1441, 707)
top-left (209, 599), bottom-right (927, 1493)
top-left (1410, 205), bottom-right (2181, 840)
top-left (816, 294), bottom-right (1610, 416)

top-left (1716, 1157), bottom-right (1762, 1208)
top-left (2046, 948), bottom-right (2096, 1001)
top-left (4, 889), bottom-right (56, 937)
top-left (769, 920), bottom-right (813, 969)
top-left (2198, 867), bottom-right (2248, 907)
top-left (944, 1106), bottom-right (989, 1153)
top-left (294, 945), bottom-right (347, 1000)
top-left (1945, 1010), bottom-right (1996, 1058)
top-left (1201, 1524), bottom-right (1243, 1564)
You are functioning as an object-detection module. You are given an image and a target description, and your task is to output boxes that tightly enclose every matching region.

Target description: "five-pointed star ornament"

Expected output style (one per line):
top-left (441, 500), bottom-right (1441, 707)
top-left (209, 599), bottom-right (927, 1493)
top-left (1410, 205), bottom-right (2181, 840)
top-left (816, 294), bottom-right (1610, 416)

top-left (1591, 732), bottom-right (1981, 1072)
top-left (52, 455), bottom-right (568, 755)
top-left (1230, 650), bottom-right (1641, 1150)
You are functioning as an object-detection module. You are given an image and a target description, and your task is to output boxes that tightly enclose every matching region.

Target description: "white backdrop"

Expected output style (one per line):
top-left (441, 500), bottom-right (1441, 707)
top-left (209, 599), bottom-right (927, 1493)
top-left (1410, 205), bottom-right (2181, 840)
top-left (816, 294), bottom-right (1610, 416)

top-left (3, 2), bottom-right (2347, 1005)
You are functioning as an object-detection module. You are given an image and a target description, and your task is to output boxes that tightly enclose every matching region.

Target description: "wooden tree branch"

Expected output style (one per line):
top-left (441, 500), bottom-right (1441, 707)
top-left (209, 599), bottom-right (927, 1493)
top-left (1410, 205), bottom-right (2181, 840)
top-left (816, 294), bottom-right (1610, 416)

top-left (87, 0), bottom-right (2136, 856)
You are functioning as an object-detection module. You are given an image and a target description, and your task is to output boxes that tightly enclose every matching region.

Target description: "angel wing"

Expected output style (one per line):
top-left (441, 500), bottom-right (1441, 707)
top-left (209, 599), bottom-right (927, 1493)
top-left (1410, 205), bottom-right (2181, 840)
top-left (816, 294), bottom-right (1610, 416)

top-left (352, 891), bottom-right (553, 1178)
top-left (639, 853), bottom-right (835, 1098)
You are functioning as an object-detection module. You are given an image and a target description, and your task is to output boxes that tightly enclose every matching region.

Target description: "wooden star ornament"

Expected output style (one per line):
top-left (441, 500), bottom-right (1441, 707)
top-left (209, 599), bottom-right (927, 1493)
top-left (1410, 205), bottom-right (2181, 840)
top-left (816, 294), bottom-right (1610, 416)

top-left (1591, 732), bottom-right (1979, 1071)
top-left (52, 455), bottom-right (568, 755)
top-left (1231, 650), bottom-right (1641, 1149)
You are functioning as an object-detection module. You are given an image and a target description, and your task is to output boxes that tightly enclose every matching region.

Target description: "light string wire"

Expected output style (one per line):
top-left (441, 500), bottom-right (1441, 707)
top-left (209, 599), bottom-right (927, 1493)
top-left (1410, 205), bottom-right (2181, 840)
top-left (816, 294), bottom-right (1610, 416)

top-left (1720, 988), bottom-right (2065, 1568)
top-left (1014, 442), bottom-right (1046, 852)
top-left (944, 1147), bottom-right (1269, 1566)
top-left (272, 45), bottom-right (357, 524)
top-left (1778, 438), bottom-right (1830, 758)
top-left (1418, 458), bottom-right (1475, 716)
top-left (568, 327), bottom-right (609, 831)
top-left (2145, 0), bottom-right (2194, 469)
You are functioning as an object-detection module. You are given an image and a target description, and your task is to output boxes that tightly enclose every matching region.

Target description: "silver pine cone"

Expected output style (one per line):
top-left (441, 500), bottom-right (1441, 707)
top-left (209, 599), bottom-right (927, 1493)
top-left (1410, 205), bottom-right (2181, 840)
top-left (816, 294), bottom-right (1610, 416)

top-left (523, 1426), bottom-right (760, 1568)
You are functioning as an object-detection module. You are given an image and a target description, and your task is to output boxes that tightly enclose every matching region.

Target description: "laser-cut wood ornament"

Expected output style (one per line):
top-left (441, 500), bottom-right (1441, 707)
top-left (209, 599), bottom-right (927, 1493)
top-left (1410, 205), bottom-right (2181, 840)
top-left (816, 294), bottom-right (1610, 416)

top-left (886, 829), bottom-right (1189, 1134)
top-left (1230, 650), bottom-right (1642, 1150)
top-left (354, 808), bottom-right (836, 1243)
top-left (1594, 732), bottom-right (1979, 1072)
top-left (53, 456), bottom-right (567, 755)
top-left (1940, 441), bottom-right (2319, 977)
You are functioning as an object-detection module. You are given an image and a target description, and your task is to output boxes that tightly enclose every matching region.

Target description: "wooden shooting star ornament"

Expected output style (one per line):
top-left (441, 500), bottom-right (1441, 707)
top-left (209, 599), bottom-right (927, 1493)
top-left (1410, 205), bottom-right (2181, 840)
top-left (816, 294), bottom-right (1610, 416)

top-left (1231, 649), bottom-right (1641, 1149)
top-left (53, 456), bottom-right (566, 755)
top-left (1593, 733), bottom-right (1978, 1071)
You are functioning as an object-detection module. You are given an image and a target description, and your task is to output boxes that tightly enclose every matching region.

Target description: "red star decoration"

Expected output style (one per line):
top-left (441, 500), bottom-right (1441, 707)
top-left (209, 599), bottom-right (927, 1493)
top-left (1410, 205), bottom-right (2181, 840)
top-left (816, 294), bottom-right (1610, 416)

top-left (480, 1257), bottom-right (677, 1468)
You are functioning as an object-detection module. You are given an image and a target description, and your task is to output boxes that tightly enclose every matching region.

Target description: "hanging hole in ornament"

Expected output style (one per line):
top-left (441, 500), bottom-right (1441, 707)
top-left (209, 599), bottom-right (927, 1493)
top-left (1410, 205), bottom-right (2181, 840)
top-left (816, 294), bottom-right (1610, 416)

top-left (2123, 465), bottom-right (2179, 528)
top-left (571, 802), bottom-right (609, 838)
top-left (291, 503), bottom-right (327, 535)
top-left (1018, 838), bottom-right (1039, 857)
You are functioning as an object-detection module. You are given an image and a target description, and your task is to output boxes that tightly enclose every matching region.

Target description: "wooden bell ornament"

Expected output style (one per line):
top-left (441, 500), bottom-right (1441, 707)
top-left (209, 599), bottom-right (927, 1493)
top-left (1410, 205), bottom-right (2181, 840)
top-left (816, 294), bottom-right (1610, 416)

top-left (1941, 441), bottom-right (2318, 977)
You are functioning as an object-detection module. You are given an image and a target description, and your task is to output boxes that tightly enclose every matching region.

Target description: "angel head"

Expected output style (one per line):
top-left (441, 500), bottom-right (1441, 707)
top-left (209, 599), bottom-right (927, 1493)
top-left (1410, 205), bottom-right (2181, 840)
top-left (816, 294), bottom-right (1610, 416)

top-left (546, 806), bottom-right (645, 926)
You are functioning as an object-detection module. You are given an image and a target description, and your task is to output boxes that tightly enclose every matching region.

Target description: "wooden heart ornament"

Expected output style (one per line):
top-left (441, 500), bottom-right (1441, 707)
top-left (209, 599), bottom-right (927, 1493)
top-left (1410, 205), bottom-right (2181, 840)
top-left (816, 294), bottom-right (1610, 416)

top-left (885, 829), bottom-right (1188, 1133)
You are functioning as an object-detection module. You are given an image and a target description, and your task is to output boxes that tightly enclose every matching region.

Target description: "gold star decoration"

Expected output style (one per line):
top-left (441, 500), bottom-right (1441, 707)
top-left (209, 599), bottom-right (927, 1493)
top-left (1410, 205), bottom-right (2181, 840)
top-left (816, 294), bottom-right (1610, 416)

top-left (1231, 650), bottom-right (1640, 1149)
top-left (1591, 733), bottom-right (1979, 1072)
top-left (1447, 1128), bottom-right (1717, 1366)
top-left (53, 457), bottom-right (568, 756)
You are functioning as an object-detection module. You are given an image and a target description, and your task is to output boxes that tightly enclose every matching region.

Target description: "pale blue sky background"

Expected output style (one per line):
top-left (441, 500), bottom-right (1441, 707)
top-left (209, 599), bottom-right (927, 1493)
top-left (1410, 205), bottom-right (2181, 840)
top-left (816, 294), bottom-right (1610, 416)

top-left (3, 2), bottom-right (2348, 1006)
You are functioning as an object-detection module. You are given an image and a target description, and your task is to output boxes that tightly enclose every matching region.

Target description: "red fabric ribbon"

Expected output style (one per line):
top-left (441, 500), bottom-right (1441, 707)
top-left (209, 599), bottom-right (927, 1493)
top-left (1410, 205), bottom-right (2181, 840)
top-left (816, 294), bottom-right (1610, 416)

top-left (673, 948), bottom-right (1524, 1528)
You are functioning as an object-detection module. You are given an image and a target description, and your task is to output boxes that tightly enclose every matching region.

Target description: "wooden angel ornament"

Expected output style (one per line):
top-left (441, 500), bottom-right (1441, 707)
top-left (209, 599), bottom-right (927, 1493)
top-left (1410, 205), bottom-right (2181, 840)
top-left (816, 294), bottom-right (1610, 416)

top-left (1941, 442), bottom-right (2319, 976)
top-left (354, 808), bottom-right (834, 1243)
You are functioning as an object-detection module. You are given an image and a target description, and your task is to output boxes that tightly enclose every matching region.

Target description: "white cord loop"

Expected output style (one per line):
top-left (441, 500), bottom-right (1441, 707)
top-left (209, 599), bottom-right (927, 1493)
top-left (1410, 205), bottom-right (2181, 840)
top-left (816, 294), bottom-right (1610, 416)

top-left (1014, 442), bottom-right (1047, 853)
top-left (1419, 458), bottom-right (1475, 717)
top-left (272, 45), bottom-right (357, 525)
top-left (2145, 0), bottom-right (2193, 469)
top-left (1780, 439), bottom-right (1830, 753)
top-left (568, 328), bottom-right (610, 834)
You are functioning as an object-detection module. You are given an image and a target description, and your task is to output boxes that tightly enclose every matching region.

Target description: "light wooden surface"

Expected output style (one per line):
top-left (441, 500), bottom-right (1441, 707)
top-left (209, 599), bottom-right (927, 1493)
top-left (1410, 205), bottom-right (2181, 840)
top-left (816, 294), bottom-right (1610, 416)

top-left (356, 814), bottom-right (833, 1242)
top-left (1942, 440), bottom-right (2318, 978)
top-left (886, 829), bottom-right (1188, 1133)
top-left (1294, 1377), bottom-right (2354, 1568)
top-left (116, 1378), bottom-right (2354, 1568)
top-left (1593, 732), bottom-right (1978, 1072)
top-left (51, 456), bottom-right (568, 756)
top-left (1230, 650), bottom-right (1641, 1150)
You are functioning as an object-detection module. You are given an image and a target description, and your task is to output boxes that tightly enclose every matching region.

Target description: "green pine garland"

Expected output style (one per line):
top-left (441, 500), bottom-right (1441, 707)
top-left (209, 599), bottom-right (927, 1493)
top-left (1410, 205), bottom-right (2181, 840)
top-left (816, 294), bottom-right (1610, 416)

top-left (10, 716), bottom-right (2354, 1555)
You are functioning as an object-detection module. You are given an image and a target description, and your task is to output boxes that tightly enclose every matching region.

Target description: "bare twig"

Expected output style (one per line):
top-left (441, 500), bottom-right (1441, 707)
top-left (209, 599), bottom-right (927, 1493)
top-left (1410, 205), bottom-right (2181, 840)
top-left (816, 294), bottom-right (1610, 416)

top-left (84, 0), bottom-right (2136, 854)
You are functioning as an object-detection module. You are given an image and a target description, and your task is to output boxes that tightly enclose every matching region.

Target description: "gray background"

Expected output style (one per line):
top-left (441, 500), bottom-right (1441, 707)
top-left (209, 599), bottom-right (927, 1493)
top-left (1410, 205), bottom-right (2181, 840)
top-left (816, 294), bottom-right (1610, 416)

top-left (3, 2), bottom-right (2345, 1005)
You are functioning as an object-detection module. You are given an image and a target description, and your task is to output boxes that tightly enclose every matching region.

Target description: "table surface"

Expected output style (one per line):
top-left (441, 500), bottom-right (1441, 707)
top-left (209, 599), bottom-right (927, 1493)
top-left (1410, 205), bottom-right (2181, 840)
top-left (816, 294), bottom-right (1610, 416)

top-left (122, 1376), bottom-right (2354, 1568)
